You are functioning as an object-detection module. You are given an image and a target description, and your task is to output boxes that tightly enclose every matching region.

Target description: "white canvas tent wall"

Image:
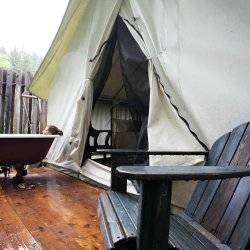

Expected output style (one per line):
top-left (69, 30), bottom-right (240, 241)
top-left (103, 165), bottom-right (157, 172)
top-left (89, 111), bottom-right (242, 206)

top-left (29, 0), bottom-right (250, 207)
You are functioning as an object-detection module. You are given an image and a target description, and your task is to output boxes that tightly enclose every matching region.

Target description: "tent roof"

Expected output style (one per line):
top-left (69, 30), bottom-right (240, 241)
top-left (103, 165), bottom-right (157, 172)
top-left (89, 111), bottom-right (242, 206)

top-left (29, 0), bottom-right (90, 99)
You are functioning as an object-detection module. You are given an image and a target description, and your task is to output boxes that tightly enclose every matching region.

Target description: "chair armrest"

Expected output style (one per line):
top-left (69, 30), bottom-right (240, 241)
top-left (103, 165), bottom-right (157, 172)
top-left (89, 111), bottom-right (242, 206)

top-left (116, 165), bottom-right (250, 181)
top-left (101, 150), bottom-right (207, 193)
top-left (96, 149), bottom-right (208, 156)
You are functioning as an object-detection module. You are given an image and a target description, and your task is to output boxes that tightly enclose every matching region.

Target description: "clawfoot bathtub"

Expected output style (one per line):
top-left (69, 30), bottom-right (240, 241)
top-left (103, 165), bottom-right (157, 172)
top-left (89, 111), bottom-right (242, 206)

top-left (0, 134), bottom-right (59, 165)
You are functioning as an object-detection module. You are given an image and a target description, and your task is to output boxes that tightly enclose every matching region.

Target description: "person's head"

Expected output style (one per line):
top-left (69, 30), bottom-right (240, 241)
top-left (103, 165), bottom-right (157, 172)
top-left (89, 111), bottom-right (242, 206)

top-left (43, 125), bottom-right (63, 135)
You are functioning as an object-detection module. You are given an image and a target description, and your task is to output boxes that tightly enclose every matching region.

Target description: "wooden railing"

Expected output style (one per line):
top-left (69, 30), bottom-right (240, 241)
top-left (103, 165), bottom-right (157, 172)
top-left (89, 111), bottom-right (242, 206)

top-left (0, 68), bottom-right (47, 134)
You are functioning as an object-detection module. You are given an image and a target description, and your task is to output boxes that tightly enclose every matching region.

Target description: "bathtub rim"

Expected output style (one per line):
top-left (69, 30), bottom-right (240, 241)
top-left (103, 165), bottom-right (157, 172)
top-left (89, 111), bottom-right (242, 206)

top-left (0, 134), bottom-right (60, 139)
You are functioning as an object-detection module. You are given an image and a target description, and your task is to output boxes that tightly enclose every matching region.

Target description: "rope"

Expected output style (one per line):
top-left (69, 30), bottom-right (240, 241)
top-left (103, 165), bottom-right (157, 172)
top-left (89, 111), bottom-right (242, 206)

top-left (89, 40), bottom-right (110, 63)
top-left (153, 67), bottom-right (209, 151)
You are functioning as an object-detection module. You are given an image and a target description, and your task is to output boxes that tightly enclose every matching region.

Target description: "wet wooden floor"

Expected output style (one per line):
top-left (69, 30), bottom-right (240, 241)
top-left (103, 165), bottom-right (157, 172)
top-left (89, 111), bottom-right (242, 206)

top-left (0, 167), bottom-right (104, 249)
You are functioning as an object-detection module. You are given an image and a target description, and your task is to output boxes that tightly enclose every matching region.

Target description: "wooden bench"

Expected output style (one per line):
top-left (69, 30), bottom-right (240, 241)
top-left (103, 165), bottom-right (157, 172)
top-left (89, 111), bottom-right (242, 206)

top-left (97, 122), bottom-right (250, 249)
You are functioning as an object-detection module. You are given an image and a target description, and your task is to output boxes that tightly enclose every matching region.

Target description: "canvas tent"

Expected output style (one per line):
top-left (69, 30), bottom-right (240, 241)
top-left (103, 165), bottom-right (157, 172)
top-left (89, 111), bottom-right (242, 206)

top-left (29, 0), bottom-right (250, 207)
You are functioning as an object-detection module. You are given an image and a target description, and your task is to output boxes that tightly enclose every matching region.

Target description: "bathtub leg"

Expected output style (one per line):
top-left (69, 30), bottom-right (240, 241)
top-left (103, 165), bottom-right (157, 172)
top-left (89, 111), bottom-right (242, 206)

top-left (14, 164), bottom-right (27, 184)
top-left (0, 167), bottom-right (10, 179)
top-left (4, 168), bottom-right (7, 178)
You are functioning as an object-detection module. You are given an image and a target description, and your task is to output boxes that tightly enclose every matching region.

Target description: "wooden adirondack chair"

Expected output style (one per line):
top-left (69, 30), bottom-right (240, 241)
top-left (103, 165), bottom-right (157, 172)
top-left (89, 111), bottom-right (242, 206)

top-left (97, 122), bottom-right (250, 250)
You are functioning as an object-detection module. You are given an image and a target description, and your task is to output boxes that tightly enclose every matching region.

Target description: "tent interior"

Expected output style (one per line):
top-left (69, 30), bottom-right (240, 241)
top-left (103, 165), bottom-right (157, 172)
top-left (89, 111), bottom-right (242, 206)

top-left (89, 16), bottom-right (149, 163)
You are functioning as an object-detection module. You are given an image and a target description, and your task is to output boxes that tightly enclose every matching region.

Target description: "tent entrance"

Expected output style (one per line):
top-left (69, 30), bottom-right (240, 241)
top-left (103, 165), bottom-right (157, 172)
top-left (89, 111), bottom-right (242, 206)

top-left (87, 16), bottom-right (150, 163)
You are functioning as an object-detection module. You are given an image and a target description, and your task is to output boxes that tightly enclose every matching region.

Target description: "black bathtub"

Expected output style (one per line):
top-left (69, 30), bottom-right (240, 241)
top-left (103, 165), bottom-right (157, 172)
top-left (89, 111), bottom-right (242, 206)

top-left (0, 134), bottom-right (58, 165)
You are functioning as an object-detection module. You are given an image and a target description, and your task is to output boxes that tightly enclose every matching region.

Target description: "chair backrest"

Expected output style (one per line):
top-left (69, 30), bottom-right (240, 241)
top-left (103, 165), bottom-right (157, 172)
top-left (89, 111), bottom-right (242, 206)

top-left (185, 122), bottom-right (250, 249)
top-left (88, 129), bottom-right (112, 151)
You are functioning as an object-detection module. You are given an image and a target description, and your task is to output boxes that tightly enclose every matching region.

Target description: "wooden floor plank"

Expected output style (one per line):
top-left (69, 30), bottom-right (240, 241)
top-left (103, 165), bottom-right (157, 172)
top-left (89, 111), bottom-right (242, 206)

top-left (0, 192), bottom-right (42, 249)
top-left (0, 167), bottom-right (104, 249)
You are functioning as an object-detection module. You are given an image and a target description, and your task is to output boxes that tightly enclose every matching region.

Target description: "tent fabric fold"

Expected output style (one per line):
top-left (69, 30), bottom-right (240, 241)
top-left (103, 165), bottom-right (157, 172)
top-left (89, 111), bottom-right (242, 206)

top-left (42, 0), bottom-right (123, 168)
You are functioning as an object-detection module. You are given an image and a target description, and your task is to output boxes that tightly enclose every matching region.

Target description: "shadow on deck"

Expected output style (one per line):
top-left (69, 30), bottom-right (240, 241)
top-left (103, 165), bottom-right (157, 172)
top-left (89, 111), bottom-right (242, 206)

top-left (0, 167), bottom-right (104, 249)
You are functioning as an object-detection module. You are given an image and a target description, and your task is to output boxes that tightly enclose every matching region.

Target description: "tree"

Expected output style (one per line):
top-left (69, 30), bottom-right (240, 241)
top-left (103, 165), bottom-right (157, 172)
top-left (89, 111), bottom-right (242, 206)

top-left (8, 48), bottom-right (43, 74)
top-left (0, 46), bottom-right (43, 73)
top-left (0, 53), bottom-right (12, 69)
top-left (30, 52), bottom-right (42, 73)
top-left (9, 48), bottom-right (22, 69)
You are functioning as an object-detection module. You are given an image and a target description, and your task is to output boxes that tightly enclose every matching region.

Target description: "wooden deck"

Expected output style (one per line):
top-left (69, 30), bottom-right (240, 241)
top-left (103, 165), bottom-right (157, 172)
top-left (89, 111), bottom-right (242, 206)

top-left (0, 167), bottom-right (104, 249)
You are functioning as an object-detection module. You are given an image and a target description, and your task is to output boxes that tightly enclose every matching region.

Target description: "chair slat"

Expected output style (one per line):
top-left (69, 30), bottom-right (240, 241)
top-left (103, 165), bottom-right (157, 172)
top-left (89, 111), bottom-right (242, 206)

top-left (97, 199), bottom-right (115, 250)
top-left (114, 192), bottom-right (138, 226)
top-left (193, 123), bottom-right (248, 222)
top-left (186, 133), bottom-right (230, 216)
top-left (215, 176), bottom-right (250, 243)
top-left (229, 199), bottom-right (250, 250)
top-left (107, 192), bottom-right (137, 239)
top-left (170, 214), bottom-right (222, 249)
top-left (98, 193), bottom-right (125, 245)
top-left (202, 124), bottom-right (250, 232)
top-left (207, 133), bottom-right (231, 166)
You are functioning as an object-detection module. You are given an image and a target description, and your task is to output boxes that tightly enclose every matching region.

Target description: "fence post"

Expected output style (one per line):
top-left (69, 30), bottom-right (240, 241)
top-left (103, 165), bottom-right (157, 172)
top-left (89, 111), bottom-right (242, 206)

top-left (0, 69), bottom-right (5, 133)
top-left (0, 68), bottom-right (47, 134)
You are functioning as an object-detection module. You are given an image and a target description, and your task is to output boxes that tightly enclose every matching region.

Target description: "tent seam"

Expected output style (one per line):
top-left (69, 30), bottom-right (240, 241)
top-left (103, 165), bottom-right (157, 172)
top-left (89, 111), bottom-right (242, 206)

top-left (153, 67), bottom-right (209, 151)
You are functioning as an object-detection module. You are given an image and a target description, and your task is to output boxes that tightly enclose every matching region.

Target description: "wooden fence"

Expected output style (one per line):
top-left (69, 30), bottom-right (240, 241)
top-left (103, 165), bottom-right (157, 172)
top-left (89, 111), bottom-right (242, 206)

top-left (0, 68), bottom-right (47, 134)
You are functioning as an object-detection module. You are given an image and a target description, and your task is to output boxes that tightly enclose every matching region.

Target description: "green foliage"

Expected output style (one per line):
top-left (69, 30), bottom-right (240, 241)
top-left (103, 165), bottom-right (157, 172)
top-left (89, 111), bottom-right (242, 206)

top-left (0, 46), bottom-right (43, 74)
top-left (0, 53), bottom-right (12, 69)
